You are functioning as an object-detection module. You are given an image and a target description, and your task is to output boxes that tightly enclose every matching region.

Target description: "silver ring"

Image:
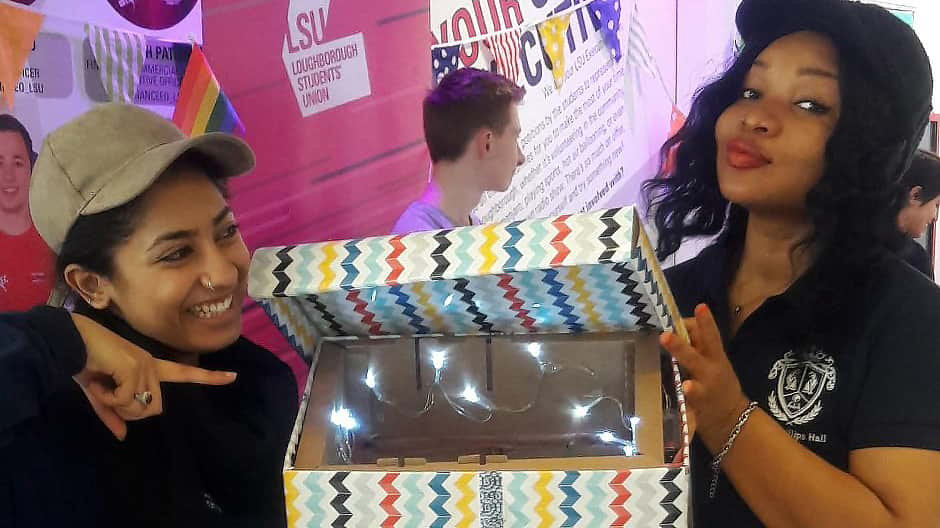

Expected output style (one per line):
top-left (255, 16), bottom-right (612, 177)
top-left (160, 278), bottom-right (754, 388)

top-left (134, 391), bottom-right (153, 406)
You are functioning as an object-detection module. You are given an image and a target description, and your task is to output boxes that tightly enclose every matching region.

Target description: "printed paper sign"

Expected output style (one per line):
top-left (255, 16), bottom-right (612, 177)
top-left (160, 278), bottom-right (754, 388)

top-left (282, 0), bottom-right (371, 117)
top-left (431, 0), bottom-right (626, 222)
top-left (0, 33), bottom-right (73, 99)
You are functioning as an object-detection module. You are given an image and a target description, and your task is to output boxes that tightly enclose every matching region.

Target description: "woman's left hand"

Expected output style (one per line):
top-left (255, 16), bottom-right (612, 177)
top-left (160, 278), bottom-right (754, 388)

top-left (660, 303), bottom-right (750, 445)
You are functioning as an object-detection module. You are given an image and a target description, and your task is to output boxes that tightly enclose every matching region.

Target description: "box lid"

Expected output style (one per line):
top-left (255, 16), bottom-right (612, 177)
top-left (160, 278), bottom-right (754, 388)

top-left (248, 206), bottom-right (687, 352)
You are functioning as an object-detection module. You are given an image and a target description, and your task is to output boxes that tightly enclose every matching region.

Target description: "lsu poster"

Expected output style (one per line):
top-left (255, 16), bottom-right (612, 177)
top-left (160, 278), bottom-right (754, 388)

top-left (281, 0), bottom-right (373, 117)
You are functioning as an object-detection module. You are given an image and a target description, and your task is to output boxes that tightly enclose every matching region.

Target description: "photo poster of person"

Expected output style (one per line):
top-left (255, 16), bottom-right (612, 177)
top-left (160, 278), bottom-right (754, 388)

top-left (0, 110), bottom-right (47, 311)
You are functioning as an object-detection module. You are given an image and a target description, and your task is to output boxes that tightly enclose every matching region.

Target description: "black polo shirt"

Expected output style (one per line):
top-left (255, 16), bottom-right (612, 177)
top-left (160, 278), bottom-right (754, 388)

top-left (665, 242), bottom-right (940, 527)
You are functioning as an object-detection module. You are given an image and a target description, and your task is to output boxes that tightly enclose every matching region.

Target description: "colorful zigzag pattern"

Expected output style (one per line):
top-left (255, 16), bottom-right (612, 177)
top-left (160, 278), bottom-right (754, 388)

top-left (283, 468), bottom-right (688, 527)
top-left (249, 207), bottom-right (684, 340)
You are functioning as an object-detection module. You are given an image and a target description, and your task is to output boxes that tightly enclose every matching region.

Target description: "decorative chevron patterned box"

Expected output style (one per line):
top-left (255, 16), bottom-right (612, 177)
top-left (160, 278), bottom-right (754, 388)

top-left (249, 206), bottom-right (691, 527)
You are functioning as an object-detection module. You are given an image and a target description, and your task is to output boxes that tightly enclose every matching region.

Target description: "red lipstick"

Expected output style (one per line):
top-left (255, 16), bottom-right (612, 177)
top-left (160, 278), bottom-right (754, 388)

top-left (726, 139), bottom-right (770, 169)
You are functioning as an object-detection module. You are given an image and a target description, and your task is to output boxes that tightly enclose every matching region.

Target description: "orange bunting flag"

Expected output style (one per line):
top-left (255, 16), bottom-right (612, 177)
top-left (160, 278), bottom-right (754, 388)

top-left (0, 3), bottom-right (44, 110)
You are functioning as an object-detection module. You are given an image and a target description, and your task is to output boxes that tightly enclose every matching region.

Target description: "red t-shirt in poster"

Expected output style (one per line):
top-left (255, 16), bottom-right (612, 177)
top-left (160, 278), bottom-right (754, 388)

top-left (0, 224), bottom-right (53, 311)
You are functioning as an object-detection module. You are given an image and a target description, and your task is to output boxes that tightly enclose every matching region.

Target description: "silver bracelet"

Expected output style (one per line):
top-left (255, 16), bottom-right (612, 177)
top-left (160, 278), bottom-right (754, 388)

top-left (708, 400), bottom-right (759, 499)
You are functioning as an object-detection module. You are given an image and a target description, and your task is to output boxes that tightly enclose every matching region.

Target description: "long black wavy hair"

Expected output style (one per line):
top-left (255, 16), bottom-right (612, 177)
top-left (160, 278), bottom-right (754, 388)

top-left (644, 32), bottom-right (914, 276)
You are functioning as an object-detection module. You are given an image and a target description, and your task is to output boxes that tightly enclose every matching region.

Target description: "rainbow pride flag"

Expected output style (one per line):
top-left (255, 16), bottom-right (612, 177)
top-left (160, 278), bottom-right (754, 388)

top-left (172, 44), bottom-right (244, 137)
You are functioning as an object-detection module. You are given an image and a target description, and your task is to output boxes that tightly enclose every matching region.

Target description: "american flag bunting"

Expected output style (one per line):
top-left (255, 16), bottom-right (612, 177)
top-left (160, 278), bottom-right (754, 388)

top-left (483, 28), bottom-right (523, 84)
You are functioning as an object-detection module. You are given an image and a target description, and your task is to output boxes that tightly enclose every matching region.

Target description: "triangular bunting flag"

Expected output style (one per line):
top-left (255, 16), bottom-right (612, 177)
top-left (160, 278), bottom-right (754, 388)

top-left (663, 105), bottom-right (687, 175)
top-left (626, 2), bottom-right (658, 79)
top-left (623, 1), bottom-right (658, 131)
top-left (589, 0), bottom-right (623, 62)
top-left (172, 44), bottom-right (245, 137)
top-left (483, 28), bottom-right (522, 84)
top-left (538, 14), bottom-right (571, 90)
top-left (432, 44), bottom-right (461, 86)
top-left (84, 24), bottom-right (146, 104)
top-left (670, 104), bottom-right (687, 137)
top-left (0, 3), bottom-right (43, 110)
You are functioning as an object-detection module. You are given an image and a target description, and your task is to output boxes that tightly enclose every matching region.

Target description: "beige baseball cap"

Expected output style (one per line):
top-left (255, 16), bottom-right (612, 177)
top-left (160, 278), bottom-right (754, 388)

top-left (29, 102), bottom-right (255, 254)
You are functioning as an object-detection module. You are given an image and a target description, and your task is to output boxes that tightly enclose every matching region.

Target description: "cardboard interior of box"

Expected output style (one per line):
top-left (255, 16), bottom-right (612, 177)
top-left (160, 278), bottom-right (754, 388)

top-left (291, 331), bottom-right (674, 472)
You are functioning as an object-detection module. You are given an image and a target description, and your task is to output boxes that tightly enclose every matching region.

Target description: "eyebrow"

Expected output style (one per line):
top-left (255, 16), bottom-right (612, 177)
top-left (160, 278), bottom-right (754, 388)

top-left (752, 60), bottom-right (838, 80)
top-left (147, 207), bottom-right (232, 251)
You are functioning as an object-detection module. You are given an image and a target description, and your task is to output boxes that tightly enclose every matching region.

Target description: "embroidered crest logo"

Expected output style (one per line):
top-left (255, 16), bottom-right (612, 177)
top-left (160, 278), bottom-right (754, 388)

top-left (768, 349), bottom-right (836, 425)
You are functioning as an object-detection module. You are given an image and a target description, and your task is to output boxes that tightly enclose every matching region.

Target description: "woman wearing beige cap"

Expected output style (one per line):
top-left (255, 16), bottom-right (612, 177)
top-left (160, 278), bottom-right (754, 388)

top-left (0, 103), bottom-right (297, 527)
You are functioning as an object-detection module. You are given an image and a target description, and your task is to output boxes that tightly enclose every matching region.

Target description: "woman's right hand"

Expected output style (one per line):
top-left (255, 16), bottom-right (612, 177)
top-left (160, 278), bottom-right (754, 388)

top-left (69, 313), bottom-right (237, 440)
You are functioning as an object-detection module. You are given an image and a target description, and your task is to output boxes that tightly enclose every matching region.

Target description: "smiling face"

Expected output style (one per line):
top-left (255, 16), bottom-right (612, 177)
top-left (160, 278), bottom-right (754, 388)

top-left (98, 168), bottom-right (249, 354)
top-left (0, 130), bottom-right (31, 218)
top-left (715, 31), bottom-right (842, 216)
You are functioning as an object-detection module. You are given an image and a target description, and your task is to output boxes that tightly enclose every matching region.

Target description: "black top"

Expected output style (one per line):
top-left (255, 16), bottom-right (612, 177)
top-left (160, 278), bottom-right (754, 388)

top-left (0, 305), bottom-right (298, 528)
top-left (899, 236), bottom-right (934, 279)
top-left (665, 242), bottom-right (940, 527)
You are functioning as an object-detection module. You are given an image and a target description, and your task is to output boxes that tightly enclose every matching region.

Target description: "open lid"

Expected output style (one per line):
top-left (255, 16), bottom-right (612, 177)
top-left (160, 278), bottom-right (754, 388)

top-left (248, 207), bottom-right (688, 357)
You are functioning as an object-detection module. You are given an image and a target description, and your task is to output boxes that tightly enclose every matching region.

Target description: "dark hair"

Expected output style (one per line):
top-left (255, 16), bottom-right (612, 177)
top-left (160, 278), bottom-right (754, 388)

top-left (0, 113), bottom-right (37, 167)
top-left (55, 150), bottom-right (229, 281)
top-left (643, 33), bottom-right (917, 329)
top-left (424, 68), bottom-right (525, 163)
top-left (901, 150), bottom-right (940, 204)
top-left (644, 33), bottom-right (911, 261)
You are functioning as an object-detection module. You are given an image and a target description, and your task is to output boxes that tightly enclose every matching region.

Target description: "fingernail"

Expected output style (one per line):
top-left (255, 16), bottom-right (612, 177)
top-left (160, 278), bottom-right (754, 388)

top-left (227, 372), bottom-right (238, 379)
top-left (660, 332), bottom-right (672, 346)
top-left (695, 304), bottom-right (710, 316)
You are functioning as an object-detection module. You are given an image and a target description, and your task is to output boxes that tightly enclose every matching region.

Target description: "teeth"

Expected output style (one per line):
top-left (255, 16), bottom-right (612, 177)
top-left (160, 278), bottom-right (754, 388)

top-left (190, 295), bottom-right (233, 319)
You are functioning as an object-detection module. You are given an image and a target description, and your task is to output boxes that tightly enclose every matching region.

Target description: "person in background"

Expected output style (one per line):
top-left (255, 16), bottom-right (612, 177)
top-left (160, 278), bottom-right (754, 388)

top-left (1, 103), bottom-right (297, 527)
top-left (391, 67), bottom-right (526, 234)
top-left (0, 114), bottom-right (52, 310)
top-left (645, 0), bottom-right (940, 526)
top-left (896, 149), bottom-right (940, 279)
